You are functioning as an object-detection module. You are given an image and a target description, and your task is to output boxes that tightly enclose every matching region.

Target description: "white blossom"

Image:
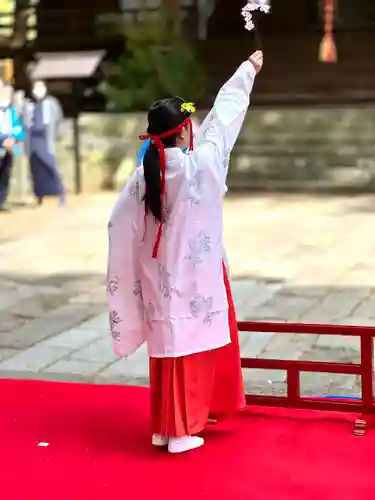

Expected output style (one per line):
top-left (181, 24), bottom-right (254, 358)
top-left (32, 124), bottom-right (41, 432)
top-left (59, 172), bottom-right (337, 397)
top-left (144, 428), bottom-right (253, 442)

top-left (245, 19), bottom-right (255, 31)
top-left (241, 0), bottom-right (271, 31)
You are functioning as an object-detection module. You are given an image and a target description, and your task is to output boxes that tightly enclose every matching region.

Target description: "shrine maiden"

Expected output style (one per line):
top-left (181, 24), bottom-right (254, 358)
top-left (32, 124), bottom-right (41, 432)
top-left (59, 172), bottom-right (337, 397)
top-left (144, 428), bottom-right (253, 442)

top-left (107, 51), bottom-right (263, 453)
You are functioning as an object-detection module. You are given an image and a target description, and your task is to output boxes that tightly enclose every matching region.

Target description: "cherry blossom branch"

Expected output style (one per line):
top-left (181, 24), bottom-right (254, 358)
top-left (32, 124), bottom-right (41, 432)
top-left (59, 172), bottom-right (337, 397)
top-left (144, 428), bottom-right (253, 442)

top-left (241, 1), bottom-right (271, 50)
top-left (241, 0), bottom-right (271, 33)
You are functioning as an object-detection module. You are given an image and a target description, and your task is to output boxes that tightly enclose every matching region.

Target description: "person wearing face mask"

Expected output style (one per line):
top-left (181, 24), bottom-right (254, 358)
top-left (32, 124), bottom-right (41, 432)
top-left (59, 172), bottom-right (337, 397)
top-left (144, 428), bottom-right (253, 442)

top-left (0, 80), bottom-right (25, 212)
top-left (23, 80), bottom-right (65, 206)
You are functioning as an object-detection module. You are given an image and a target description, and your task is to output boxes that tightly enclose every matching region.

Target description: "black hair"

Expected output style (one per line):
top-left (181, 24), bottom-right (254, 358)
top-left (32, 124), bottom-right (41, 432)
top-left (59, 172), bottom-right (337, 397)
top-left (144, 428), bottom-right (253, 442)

top-left (143, 97), bottom-right (191, 222)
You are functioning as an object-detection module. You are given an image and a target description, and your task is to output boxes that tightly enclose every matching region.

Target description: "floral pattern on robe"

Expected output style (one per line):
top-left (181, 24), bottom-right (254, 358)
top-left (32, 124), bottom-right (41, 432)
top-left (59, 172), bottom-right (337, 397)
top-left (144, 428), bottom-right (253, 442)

top-left (107, 60), bottom-right (257, 358)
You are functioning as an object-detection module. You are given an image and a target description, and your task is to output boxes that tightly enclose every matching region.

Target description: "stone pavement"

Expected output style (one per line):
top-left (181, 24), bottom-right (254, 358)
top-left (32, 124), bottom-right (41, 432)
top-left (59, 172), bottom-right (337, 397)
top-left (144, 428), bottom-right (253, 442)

top-left (1, 193), bottom-right (375, 398)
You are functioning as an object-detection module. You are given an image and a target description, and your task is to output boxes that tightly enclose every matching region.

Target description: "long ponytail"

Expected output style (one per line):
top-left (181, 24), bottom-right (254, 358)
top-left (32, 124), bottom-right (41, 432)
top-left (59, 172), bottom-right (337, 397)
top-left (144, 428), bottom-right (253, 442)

top-left (143, 133), bottom-right (178, 222)
top-left (143, 143), bottom-right (162, 222)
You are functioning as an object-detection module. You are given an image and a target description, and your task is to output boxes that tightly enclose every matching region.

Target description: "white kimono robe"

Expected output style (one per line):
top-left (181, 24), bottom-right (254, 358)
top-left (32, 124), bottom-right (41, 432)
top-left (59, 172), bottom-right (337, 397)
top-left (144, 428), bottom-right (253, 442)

top-left (107, 60), bottom-right (256, 358)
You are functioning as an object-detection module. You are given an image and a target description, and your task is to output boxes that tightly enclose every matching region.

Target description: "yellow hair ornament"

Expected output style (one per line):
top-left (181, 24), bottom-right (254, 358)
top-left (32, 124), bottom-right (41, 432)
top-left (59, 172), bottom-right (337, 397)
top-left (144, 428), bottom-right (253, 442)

top-left (181, 102), bottom-right (196, 114)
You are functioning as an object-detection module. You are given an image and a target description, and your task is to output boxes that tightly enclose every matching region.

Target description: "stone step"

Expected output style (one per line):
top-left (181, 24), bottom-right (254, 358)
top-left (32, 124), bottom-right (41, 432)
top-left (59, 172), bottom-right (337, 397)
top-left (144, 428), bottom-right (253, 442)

top-left (235, 134), bottom-right (375, 144)
top-left (236, 124), bottom-right (375, 136)
top-left (202, 56), bottom-right (375, 72)
top-left (245, 106), bottom-right (375, 119)
top-left (242, 123), bottom-right (372, 136)
top-left (227, 174), bottom-right (374, 191)
top-left (236, 146), bottom-right (375, 156)
top-left (223, 104), bottom-right (375, 191)
top-left (237, 138), bottom-right (375, 147)
top-left (205, 70), bottom-right (375, 89)
top-left (203, 52), bottom-right (375, 68)
top-left (205, 81), bottom-right (375, 103)
top-left (229, 154), bottom-right (373, 174)
top-left (235, 146), bottom-right (375, 159)
top-left (199, 33), bottom-right (375, 52)
top-left (250, 94), bottom-right (375, 106)
top-left (258, 77), bottom-right (375, 88)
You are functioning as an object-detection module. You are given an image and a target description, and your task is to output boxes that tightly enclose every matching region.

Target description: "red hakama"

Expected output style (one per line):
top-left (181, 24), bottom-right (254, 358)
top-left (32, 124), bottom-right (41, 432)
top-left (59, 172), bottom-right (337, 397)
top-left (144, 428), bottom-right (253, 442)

top-left (149, 264), bottom-right (245, 437)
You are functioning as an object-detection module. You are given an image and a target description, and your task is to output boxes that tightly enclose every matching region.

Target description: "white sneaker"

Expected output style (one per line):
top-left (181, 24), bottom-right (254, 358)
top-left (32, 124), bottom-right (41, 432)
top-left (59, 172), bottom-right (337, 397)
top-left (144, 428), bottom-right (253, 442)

top-left (152, 434), bottom-right (169, 447)
top-left (168, 436), bottom-right (204, 454)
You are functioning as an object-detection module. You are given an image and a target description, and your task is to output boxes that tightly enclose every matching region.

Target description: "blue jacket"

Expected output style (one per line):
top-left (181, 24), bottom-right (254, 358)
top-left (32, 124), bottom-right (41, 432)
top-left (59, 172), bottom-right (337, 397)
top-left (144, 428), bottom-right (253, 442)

top-left (0, 106), bottom-right (24, 145)
top-left (136, 139), bottom-right (188, 166)
top-left (0, 107), bottom-right (25, 155)
top-left (136, 139), bottom-right (150, 166)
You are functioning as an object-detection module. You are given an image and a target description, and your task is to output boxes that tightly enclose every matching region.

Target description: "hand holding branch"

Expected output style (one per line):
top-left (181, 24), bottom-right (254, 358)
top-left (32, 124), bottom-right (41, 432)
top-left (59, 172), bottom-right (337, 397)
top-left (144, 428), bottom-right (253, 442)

top-left (249, 50), bottom-right (263, 74)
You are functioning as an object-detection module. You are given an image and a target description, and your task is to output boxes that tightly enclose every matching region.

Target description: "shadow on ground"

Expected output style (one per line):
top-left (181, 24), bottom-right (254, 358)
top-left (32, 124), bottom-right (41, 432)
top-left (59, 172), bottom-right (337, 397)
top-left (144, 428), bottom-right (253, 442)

top-left (0, 270), bottom-right (373, 399)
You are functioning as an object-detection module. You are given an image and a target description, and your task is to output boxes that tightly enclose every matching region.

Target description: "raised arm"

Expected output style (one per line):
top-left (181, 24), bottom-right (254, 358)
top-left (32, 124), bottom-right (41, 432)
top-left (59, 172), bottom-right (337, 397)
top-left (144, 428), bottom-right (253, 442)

top-left (194, 62), bottom-right (254, 151)
top-left (187, 51), bottom-right (263, 192)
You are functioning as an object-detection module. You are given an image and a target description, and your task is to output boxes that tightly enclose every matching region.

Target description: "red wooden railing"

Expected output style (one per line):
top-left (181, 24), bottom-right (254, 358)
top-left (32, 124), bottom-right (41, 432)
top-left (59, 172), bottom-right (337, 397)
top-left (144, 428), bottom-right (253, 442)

top-left (238, 321), bottom-right (375, 436)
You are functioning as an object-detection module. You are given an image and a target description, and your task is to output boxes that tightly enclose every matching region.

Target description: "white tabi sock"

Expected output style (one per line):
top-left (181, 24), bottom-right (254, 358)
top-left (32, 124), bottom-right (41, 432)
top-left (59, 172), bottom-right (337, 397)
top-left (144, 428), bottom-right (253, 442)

top-left (168, 436), bottom-right (204, 454)
top-left (152, 434), bottom-right (168, 447)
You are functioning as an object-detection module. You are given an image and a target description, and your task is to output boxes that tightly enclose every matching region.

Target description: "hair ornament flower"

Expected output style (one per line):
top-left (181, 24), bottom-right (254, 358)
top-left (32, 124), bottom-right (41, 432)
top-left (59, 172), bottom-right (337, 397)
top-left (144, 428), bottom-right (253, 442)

top-left (241, 0), bottom-right (271, 31)
top-left (181, 102), bottom-right (196, 114)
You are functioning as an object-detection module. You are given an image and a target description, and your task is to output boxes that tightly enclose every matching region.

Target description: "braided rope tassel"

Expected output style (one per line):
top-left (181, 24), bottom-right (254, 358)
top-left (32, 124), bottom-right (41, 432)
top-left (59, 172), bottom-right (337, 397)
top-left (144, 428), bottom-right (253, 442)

top-left (319, 0), bottom-right (337, 63)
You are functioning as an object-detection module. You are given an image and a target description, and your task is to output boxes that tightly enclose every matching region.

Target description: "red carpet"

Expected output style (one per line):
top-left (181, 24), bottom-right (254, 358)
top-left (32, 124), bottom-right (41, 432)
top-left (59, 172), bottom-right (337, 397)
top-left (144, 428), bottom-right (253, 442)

top-left (2, 379), bottom-right (375, 500)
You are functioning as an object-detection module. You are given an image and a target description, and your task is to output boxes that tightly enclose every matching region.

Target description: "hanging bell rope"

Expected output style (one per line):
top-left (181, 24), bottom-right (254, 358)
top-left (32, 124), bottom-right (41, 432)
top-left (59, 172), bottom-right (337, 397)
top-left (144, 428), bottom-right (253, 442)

top-left (319, 0), bottom-right (337, 63)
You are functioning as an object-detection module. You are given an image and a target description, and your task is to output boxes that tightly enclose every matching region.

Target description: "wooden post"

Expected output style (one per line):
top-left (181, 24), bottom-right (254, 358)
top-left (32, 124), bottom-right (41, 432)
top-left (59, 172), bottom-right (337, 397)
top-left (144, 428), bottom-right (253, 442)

top-left (72, 81), bottom-right (82, 194)
top-left (162, 0), bottom-right (180, 32)
top-left (3, 60), bottom-right (13, 83)
top-left (162, 0), bottom-right (179, 16)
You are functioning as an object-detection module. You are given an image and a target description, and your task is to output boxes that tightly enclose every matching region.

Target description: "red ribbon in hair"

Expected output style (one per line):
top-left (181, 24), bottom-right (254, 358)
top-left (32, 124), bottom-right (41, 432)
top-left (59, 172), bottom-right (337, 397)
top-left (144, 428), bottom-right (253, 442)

top-left (139, 116), bottom-right (194, 259)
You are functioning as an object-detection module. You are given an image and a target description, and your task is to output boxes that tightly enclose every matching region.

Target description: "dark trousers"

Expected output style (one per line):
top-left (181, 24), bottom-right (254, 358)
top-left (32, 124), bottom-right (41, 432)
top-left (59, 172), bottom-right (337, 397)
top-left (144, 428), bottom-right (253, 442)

top-left (0, 153), bottom-right (12, 207)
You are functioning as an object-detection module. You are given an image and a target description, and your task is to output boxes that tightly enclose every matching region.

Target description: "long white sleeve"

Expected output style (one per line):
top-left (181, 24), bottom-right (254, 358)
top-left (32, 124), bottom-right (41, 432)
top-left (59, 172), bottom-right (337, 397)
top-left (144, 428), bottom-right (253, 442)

top-left (189, 61), bottom-right (256, 191)
top-left (107, 169), bottom-right (146, 357)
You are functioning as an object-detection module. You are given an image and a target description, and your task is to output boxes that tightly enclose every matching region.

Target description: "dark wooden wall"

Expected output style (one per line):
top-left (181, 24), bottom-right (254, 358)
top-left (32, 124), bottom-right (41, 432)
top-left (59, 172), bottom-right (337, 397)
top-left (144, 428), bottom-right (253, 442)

top-left (37, 0), bottom-right (118, 10)
top-left (208, 0), bottom-right (311, 36)
top-left (35, 1), bottom-right (121, 52)
top-left (13, 0), bottom-right (375, 107)
top-left (200, 0), bottom-right (375, 106)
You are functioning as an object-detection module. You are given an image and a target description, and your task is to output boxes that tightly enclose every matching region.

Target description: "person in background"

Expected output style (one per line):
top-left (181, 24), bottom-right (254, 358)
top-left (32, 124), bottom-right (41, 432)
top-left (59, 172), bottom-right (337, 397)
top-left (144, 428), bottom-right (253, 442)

top-left (107, 51), bottom-right (263, 454)
top-left (22, 80), bottom-right (66, 206)
top-left (0, 81), bottom-right (24, 212)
